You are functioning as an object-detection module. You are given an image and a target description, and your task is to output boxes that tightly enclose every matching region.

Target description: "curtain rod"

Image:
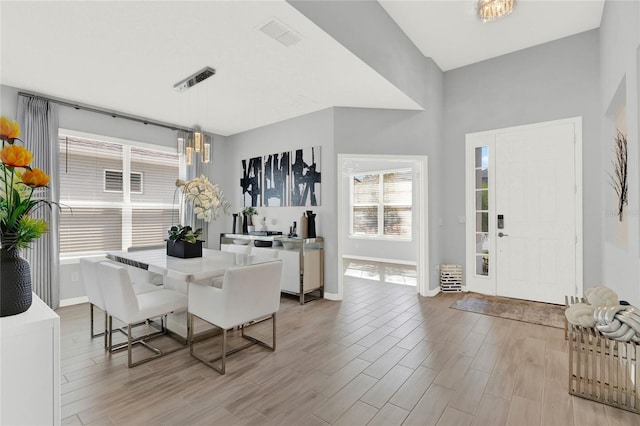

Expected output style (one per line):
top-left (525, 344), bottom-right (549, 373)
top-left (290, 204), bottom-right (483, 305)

top-left (18, 91), bottom-right (193, 134)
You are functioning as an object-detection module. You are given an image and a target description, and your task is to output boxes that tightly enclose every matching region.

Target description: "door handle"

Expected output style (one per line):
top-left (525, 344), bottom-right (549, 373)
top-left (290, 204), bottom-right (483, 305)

top-left (498, 232), bottom-right (509, 237)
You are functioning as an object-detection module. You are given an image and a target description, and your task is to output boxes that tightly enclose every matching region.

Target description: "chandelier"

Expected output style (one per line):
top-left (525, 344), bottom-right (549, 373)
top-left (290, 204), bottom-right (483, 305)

top-left (477, 0), bottom-right (516, 22)
top-left (177, 127), bottom-right (211, 166)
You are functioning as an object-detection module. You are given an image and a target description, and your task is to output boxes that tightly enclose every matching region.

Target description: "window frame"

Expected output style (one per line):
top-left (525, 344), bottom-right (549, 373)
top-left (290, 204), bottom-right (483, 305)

top-left (103, 169), bottom-right (144, 194)
top-left (59, 129), bottom-right (184, 259)
top-left (349, 167), bottom-right (413, 241)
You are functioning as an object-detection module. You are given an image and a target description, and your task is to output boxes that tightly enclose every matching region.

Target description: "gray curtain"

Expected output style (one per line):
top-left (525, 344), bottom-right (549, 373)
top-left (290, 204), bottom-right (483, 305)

top-left (17, 95), bottom-right (60, 309)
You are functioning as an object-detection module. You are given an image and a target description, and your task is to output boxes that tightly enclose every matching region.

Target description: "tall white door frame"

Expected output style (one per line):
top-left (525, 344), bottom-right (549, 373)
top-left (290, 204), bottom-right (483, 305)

top-left (336, 154), bottom-right (429, 300)
top-left (465, 117), bottom-right (583, 303)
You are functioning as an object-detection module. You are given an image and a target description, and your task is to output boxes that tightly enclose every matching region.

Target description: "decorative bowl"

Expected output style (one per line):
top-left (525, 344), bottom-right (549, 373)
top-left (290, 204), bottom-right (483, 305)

top-left (233, 239), bottom-right (250, 245)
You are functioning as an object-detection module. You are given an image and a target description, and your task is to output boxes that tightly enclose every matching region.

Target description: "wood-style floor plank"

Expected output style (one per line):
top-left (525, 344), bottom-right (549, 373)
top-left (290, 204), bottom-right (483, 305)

top-left (53, 260), bottom-right (640, 425)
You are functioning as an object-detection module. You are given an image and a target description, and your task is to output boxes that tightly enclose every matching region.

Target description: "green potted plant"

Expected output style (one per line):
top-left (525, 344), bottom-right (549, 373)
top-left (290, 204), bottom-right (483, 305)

top-left (242, 206), bottom-right (257, 233)
top-left (166, 225), bottom-right (203, 258)
top-left (1, 116), bottom-right (57, 316)
top-left (168, 174), bottom-right (230, 257)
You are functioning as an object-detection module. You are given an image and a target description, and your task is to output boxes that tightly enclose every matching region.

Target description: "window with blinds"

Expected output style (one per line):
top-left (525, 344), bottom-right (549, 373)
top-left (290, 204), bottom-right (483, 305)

top-left (59, 135), bottom-right (181, 256)
top-left (104, 170), bottom-right (143, 193)
top-left (351, 169), bottom-right (412, 239)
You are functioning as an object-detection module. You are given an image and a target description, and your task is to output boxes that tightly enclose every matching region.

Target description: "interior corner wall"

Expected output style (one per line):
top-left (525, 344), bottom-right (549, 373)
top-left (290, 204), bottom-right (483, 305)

top-left (333, 55), bottom-right (444, 290)
top-left (289, 0), bottom-right (445, 290)
top-left (600, 0), bottom-right (640, 306)
top-left (443, 29), bottom-right (601, 290)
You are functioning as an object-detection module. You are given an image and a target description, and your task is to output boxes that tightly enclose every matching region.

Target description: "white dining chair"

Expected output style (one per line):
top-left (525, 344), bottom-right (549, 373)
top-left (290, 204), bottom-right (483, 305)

top-left (96, 261), bottom-right (188, 367)
top-left (79, 257), bottom-right (110, 346)
top-left (188, 260), bottom-right (283, 374)
top-left (81, 257), bottom-right (163, 348)
top-left (126, 245), bottom-right (165, 285)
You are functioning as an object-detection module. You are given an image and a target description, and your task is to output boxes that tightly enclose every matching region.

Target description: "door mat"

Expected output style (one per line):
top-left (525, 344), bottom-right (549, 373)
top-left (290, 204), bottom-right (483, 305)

top-left (449, 292), bottom-right (565, 329)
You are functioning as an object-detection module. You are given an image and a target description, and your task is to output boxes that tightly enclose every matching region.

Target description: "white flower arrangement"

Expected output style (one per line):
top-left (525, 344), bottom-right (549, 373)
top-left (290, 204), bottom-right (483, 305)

top-left (175, 175), bottom-right (230, 223)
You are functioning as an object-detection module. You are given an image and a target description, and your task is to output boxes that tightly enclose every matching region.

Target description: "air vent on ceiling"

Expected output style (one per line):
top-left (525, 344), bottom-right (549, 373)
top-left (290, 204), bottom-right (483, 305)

top-left (259, 18), bottom-right (302, 47)
top-left (173, 66), bottom-right (216, 92)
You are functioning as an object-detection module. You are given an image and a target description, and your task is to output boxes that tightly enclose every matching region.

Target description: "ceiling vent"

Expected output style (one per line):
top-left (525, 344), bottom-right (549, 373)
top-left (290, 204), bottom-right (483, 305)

top-left (259, 18), bottom-right (302, 47)
top-left (173, 67), bottom-right (216, 92)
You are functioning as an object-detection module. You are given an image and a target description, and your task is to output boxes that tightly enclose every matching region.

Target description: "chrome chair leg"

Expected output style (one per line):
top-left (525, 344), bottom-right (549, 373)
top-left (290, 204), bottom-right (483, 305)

top-left (89, 303), bottom-right (94, 338)
top-left (190, 312), bottom-right (277, 375)
top-left (104, 311), bottom-right (108, 349)
top-left (108, 315), bottom-right (113, 351)
top-left (221, 328), bottom-right (227, 375)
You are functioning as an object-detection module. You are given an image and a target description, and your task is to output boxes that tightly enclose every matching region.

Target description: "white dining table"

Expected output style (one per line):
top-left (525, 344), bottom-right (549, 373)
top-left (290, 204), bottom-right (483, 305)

top-left (106, 248), bottom-right (274, 283)
top-left (105, 248), bottom-right (281, 340)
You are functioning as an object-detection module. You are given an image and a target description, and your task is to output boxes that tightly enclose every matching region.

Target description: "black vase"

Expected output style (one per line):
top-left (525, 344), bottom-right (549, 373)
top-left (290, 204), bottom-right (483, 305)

top-left (242, 213), bottom-right (249, 234)
top-left (232, 214), bottom-right (238, 234)
top-left (0, 248), bottom-right (33, 317)
top-left (306, 211), bottom-right (317, 238)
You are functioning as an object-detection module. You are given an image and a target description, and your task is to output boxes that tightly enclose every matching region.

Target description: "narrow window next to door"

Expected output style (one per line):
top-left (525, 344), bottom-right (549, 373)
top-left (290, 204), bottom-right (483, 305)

top-left (474, 147), bottom-right (489, 276)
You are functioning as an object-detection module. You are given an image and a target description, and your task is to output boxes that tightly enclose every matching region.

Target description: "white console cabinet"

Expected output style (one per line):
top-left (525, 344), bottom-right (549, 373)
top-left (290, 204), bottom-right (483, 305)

top-left (0, 293), bottom-right (60, 425)
top-left (220, 234), bottom-right (324, 304)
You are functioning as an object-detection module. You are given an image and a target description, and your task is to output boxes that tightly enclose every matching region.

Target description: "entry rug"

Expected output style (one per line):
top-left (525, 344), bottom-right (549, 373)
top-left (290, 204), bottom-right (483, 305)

top-left (449, 292), bottom-right (565, 329)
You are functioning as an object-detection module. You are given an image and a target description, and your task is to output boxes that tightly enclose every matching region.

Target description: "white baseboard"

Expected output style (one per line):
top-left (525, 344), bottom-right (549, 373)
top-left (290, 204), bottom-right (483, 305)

top-left (342, 254), bottom-right (416, 266)
top-left (324, 292), bottom-right (342, 301)
top-left (422, 287), bottom-right (441, 297)
top-left (60, 296), bottom-right (88, 307)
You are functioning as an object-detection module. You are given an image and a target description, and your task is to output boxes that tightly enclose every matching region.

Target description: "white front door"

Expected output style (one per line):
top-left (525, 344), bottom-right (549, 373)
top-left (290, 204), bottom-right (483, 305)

top-left (466, 118), bottom-right (582, 304)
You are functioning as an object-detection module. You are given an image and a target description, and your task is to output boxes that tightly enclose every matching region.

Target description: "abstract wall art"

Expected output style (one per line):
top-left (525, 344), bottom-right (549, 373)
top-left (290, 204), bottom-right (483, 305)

top-left (263, 152), bottom-right (290, 207)
top-left (241, 146), bottom-right (321, 207)
top-left (291, 146), bottom-right (321, 207)
top-left (241, 156), bottom-right (262, 207)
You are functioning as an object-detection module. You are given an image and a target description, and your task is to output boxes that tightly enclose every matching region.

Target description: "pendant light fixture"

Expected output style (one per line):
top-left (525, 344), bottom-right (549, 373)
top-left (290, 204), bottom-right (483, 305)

top-left (194, 126), bottom-right (202, 153)
top-left (177, 129), bottom-right (211, 166)
top-left (478, 0), bottom-right (516, 22)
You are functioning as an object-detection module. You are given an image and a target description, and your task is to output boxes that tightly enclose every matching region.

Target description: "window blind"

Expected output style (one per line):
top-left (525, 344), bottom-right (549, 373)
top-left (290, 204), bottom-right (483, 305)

top-left (351, 169), bottom-right (412, 238)
top-left (132, 208), bottom-right (179, 247)
top-left (383, 171), bottom-right (412, 237)
top-left (59, 207), bottom-right (122, 254)
top-left (59, 136), bottom-right (123, 202)
top-left (130, 147), bottom-right (179, 203)
top-left (59, 134), bottom-right (182, 255)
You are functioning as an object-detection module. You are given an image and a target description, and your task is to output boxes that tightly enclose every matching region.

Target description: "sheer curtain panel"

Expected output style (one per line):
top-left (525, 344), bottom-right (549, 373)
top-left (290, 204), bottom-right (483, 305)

top-left (17, 95), bottom-right (60, 309)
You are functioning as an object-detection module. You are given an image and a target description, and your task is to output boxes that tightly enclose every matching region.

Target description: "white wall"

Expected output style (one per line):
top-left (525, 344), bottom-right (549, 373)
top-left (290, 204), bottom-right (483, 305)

top-left (600, 0), bottom-right (640, 305)
top-left (443, 29), bottom-right (601, 290)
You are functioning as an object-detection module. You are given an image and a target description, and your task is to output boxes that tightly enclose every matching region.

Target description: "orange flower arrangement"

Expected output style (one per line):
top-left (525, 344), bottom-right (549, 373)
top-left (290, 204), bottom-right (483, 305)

top-left (1, 116), bottom-right (51, 250)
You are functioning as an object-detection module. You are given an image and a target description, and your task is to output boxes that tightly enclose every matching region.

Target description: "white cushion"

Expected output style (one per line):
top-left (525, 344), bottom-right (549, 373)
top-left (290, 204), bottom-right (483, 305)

top-left (97, 262), bottom-right (187, 325)
top-left (133, 282), bottom-right (162, 294)
top-left (132, 290), bottom-right (188, 324)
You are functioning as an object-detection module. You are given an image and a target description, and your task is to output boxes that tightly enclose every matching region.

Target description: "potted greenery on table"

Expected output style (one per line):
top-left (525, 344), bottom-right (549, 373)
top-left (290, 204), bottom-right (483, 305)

top-left (242, 206), bottom-right (257, 233)
top-left (167, 175), bottom-right (230, 258)
top-left (166, 225), bottom-right (203, 258)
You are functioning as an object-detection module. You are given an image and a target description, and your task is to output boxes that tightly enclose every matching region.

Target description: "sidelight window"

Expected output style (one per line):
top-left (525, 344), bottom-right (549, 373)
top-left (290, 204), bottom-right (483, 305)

top-left (475, 146), bottom-right (489, 276)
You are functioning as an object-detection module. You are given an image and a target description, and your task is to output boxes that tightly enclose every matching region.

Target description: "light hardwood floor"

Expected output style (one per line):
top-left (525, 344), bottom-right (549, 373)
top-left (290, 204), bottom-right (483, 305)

top-left (58, 271), bottom-right (640, 425)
